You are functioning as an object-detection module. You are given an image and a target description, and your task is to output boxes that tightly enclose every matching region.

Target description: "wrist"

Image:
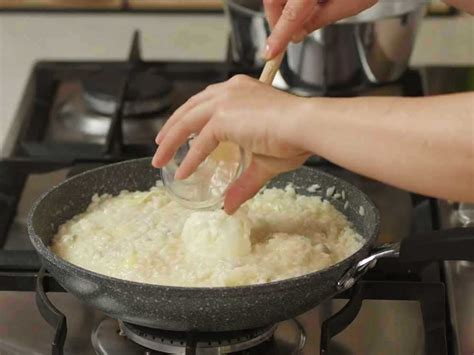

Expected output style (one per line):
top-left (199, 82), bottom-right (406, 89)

top-left (289, 97), bottom-right (328, 153)
top-left (294, 97), bottom-right (357, 155)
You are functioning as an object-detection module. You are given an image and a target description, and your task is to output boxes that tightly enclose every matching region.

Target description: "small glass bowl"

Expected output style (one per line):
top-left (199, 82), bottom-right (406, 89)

top-left (160, 137), bottom-right (245, 209)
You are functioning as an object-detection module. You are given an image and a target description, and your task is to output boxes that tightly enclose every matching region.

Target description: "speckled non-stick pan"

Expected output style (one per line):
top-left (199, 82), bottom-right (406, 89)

top-left (28, 158), bottom-right (474, 331)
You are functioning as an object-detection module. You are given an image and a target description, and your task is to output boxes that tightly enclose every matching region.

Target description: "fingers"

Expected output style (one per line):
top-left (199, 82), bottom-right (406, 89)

top-left (224, 158), bottom-right (275, 215)
top-left (291, 4), bottom-right (318, 42)
top-left (174, 126), bottom-right (219, 180)
top-left (224, 152), bottom-right (310, 214)
top-left (263, 0), bottom-right (285, 29)
top-left (291, 29), bottom-right (308, 43)
top-left (155, 83), bottom-right (221, 145)
top-left (152, 100), bottom-right (215, 168)
top-left (266, 0), bottom-right (313, 59)
top-left (303, 0), bottom-right (377, 33)
top-left (265, 0), bottom-right (378, 58)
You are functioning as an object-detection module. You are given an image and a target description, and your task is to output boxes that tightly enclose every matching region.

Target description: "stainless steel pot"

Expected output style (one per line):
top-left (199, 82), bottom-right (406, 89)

top-left (224, 0), bottom-right (426, 95)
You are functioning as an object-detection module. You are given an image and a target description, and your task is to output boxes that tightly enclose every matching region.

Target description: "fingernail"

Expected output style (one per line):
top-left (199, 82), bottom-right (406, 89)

top-left (156, 132), bottom-right (164, 145)
top-left (151, 155), bottom-right (160, 168)
top-left (223, 204), bottom-right (235, 215)
top-left (152, 147), bottom-right (163, 167)
top-left (264, 43), bottom-right (273, 60)
top-left (291, 35), bottom-right (305, 43)
top-left (174, 169), bottom-right (184, 180)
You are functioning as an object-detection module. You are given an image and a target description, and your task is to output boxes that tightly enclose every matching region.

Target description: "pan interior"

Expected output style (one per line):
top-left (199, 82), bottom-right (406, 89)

top-left (29, 158), bottom-right (379, 286)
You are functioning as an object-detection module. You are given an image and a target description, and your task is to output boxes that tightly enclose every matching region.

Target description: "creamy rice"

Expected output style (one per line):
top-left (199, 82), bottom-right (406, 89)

top-left (51, 185), bottom-right (363, 287)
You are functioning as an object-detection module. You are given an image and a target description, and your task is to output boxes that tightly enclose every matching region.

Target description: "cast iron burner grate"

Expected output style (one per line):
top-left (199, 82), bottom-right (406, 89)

top-left (83, 69), bottom-right (173, 117)
top-left (11, 30), bottom-right (261, 161)
top-left (91, 318), bottom-right (305, 354)
top-left (0, 261), bottom-right (450, 355)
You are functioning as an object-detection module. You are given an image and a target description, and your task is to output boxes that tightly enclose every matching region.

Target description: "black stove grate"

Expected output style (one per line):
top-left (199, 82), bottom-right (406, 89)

top-left (322, 280), bottom-right (448, 355)
top-left (0, 258), bottom-right (450, 355)
top-left (36, 269), bottom-right (67, 355)
top-left (11, 31), bottom-right (260, 162)
top-left (0, 158), bottom-right (121, 247)
top-left (102, 30), bottom-right (140, 157)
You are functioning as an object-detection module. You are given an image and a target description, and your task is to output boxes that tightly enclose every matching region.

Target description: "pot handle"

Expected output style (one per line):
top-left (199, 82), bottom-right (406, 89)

top-left (399, 227), bottom-right (474, 263)
top-left (337, 227), bottom-right (474, 291)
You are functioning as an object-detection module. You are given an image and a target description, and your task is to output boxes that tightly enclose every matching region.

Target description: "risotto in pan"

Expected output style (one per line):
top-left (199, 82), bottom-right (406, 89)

top-left (52, 184), bottom-right (363, 287)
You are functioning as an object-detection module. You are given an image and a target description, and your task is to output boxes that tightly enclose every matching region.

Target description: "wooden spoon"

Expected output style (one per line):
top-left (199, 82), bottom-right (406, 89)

top-left (259, 52), bottom-right (285, 84)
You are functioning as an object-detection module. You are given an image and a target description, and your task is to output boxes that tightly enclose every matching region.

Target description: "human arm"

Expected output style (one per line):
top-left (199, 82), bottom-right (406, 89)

top-left (297, 92), bottom-right (474, 204)
top-left (152, 76), bottom-right (474, 213)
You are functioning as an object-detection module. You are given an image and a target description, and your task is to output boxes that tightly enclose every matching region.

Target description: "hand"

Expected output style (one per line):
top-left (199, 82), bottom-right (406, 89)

top-left (264, 0), bottom-right (377, 59)
top-left (152, 75), bottom-right (311, 214)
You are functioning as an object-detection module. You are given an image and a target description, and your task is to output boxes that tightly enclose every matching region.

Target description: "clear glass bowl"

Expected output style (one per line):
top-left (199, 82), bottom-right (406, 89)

top-left (160, 138), bottom-right (245, 209)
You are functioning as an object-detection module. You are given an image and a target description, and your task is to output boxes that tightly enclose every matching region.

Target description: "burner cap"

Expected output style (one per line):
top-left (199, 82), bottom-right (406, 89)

top-left (83, 69), bottom-right (172, 117)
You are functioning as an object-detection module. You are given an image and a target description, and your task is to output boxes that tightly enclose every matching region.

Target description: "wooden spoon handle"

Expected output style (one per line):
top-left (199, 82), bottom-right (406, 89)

top-left (259, 52), bottom-right (285, 85)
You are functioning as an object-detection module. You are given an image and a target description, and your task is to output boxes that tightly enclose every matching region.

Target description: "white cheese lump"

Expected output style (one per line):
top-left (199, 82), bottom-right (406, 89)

top-left (52, 185), bottom-right (363, 287)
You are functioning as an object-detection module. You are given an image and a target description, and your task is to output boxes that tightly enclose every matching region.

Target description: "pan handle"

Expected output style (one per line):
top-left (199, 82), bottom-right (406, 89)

top-left (337, 227), bottom-right (474, 291)
top-left (337, 243), bottom-right (400, 290)
top-left (399, 227), bottom-right (474, 263)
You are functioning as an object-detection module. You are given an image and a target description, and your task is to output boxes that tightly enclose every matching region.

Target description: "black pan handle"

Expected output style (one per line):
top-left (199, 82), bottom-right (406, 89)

top-left (338, 227), bottom-right (474, 291)
top-left (399, 227), bottom-right (474, 263)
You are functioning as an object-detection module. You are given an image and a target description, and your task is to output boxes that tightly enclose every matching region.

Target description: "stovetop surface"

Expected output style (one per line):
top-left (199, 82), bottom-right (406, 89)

top-left (1, 32), bottom-right (471, 355)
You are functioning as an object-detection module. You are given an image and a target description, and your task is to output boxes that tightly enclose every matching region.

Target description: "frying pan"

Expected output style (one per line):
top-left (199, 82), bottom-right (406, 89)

top-left (28, 158), bottom-right (474, 331)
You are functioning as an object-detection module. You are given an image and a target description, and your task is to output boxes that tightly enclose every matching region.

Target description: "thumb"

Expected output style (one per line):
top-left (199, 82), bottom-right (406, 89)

top-left (223, 158), bottom-right (276, 215)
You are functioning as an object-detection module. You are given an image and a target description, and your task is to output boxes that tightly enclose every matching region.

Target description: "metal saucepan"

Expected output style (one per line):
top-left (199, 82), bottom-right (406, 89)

top-left (28, 158), bottom-right (474, 331)
top-left (225, 0), bottom-right (426, 95)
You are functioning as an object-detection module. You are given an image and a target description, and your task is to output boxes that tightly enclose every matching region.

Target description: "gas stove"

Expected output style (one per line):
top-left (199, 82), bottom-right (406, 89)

top-left (0, 32), bottom-right (472, 355)
top-left (5, 32), bottom-right (259, 161)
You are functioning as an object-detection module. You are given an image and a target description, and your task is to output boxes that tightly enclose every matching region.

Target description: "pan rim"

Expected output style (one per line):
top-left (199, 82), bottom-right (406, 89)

top-left (28, 158), bottom-right (380, 295)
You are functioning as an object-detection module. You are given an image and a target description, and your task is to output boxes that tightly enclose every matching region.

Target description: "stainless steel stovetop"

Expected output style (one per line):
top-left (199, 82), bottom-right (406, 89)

top-left (1, 32), bottom-right (473, 355)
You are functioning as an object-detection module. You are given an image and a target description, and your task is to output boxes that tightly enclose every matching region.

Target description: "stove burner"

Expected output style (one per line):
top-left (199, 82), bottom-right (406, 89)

top-left (92, 318), bottom-right (147, 355)
top-left (57, 97), bottom-right (166, 143)
top-left (121, 322), bottom-right (276, 354)
top-left (91, 318), bottom-right (305, 355)
top-left (51, 81), bottom-right (167, 144)
top-left (83, 69), bottom-right (173, 117)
